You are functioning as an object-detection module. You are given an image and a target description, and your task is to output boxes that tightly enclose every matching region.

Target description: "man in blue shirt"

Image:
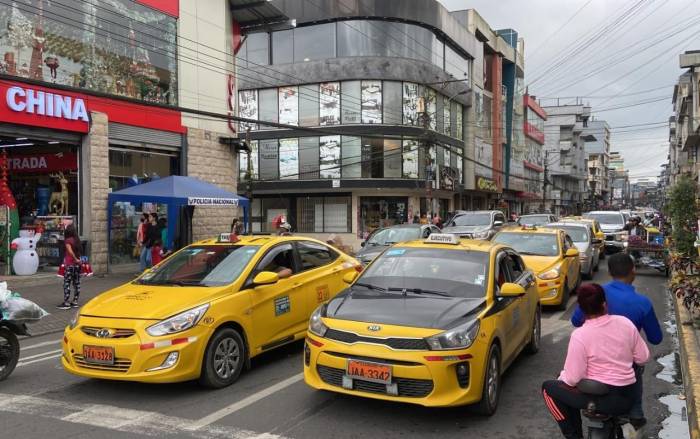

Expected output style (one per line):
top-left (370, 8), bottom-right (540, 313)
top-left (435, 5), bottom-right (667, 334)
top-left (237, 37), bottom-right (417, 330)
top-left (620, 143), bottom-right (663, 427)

top-left (570, 253), bottom-right (663, 429)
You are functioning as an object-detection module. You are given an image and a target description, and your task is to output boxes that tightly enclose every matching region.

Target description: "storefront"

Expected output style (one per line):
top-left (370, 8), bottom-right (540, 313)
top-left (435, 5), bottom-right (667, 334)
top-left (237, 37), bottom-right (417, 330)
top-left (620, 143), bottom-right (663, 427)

top-left (359, 196), bottom-right (408, 239)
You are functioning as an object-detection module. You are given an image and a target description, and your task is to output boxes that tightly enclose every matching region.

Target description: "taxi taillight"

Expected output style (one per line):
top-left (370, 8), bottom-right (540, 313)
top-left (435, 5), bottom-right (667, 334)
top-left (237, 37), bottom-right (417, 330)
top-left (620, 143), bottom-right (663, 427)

top-left (355, 264), bottom-right (363, 273)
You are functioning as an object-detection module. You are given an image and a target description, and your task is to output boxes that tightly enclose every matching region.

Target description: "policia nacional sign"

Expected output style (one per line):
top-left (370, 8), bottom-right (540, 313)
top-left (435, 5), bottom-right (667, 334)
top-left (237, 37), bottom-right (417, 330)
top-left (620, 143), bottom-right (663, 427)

top-left (187, 197), bottom-right (240, 206)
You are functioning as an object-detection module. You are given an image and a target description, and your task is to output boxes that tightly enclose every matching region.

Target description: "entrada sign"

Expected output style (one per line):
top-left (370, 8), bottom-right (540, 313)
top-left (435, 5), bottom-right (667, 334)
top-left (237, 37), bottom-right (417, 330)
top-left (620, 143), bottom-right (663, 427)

top-left (6, 86), bottom-right (89, 122)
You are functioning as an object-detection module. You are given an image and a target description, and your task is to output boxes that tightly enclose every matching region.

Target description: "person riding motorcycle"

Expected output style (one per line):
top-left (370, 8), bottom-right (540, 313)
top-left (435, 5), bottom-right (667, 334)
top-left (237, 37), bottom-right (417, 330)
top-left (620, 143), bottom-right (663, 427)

top-left (542, 283), bottom-right (650, 439)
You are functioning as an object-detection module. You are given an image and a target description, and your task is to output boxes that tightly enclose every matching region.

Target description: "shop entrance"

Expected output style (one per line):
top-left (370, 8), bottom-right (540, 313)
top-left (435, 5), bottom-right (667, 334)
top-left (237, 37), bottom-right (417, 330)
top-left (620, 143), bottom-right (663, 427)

top-left (0, 128), bottom-right (82, 273)
top-left (359, 197), bottom-right (407, 240)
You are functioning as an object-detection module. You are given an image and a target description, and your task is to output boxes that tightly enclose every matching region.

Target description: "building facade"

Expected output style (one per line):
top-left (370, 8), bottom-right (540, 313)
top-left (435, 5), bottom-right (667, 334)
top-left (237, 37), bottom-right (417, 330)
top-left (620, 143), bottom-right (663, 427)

top-left (582, 120), bottom-right (611, 209)
top-left (668, 51), bottom-right (700, 186)
top-left (522, 94), bottom-right (546, 213)
top-left (0, 0), bottom-right (244, 274)
top-left (541, 104), bottom-right (590, 216)
top-left (608, 151), bottom-right (629, 208)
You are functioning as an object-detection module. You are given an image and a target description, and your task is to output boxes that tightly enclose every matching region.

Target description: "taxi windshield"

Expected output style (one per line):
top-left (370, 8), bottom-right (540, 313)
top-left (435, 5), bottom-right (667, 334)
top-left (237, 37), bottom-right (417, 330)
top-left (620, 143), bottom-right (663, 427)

top-left (367, 227), bottom-right (422, 246)
top-left (359, 248), bottom-right (489, 298)
top-left (584, 212), bottom-right (625, 226)
top-left (493, 232), bottom-right (560, 257)
top-left (137, 245), bottom-right (260, 287)
top-left (519, 215), bottom-right (550, 226)
top-left (555, 226), bottom-right (589, 242)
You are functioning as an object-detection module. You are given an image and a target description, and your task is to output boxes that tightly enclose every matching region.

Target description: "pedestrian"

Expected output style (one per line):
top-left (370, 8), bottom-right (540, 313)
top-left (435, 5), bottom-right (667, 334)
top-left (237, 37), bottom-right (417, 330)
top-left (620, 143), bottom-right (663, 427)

top-left (145, 213), bottom-right (161, 267)
top-left (277, 222), bottom-right (292, 236)
top-left (139, 212), bottom-right (152, 270)
top-left (151, 217), bottom-right (167, 265)
top-left (432, 213), bottom-right (442, 228)
top-left (412, 214), bottom-right (420, 224)
top-left (419, 213), bottom-right (429, 225)
top-left (543, 283), bottom-right (649, 439)
top-left (57, 225), bottom-right (81, 310)
top-left (570, 253), bottom-right (662, 430)
top-left (231, 217), bottom-right (244, 235)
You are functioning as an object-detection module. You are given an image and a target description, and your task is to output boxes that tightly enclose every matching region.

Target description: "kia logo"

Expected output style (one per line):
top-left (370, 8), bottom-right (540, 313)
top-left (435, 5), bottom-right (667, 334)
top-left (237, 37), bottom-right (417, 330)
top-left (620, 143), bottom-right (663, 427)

top-left (95, 328), bottom-right (112, 338)
top-left (367, 325), bottom-right (381, 332)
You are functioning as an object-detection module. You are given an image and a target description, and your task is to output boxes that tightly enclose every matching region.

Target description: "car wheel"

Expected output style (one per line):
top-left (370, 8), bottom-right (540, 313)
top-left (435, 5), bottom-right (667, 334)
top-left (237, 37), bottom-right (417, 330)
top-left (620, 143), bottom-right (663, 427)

top-left (556, 282), bottom-right (570, 311)
top-left (0, 328), bottom-right (19, 381)
top-left (525, 307), bottom-right (541, 355)
top-left (472, 344), bottom-right (501, 416)
top-left (199, 328), bottom-right (246, 389)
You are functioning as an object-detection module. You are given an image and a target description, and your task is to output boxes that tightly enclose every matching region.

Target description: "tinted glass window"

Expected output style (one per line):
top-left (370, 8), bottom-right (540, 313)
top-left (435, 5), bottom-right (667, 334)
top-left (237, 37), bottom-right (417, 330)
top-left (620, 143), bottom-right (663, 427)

top-left (294, 23), bottom-right (336, 62)
top-left (272, 30), bottom-right (293, 64)
top-left (299, 84), bottom-right (320, 126)
top-left (298, 241), bottom-right (337, 270)
top-left (519, 215), bottom-right (551, 226)
top-left (258, 89), bottom-right (279, 125)
top-left (244, 32), bottom-right (270, 67)
top-left (383, 81), bottom-right (403, 125)
top-left (342, 136), bottom-right (362, 178)
top-left (384, 139), bottom-right (401, 178)
top-left (341, 81), bottom-right (362, 124)
top-left (256, 244), bottom-right (296, 274)
top-left (299, 137), bottom-right (320, 179)
top-left (259, 139), bottom-right (279, 180)
top-left (360, 248), bottom-right (489, 298)
top-left (450, 213), bottom-right (491, 226)
top-left (493, 233), bottom-right (560, 257)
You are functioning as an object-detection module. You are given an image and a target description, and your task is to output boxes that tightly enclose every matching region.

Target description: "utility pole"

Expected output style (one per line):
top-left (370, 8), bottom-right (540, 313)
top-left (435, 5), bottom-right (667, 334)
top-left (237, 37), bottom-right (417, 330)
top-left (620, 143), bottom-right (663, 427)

top-left (245, 127), bottom-right (253, 235)
top-left (542, 150), bottom-right (548, 212)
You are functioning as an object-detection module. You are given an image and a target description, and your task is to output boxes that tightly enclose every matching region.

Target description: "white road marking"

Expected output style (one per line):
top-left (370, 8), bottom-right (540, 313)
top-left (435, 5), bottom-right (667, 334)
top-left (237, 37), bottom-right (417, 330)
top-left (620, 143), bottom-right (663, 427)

top-left (22, 340), bottom-right (61, 351)
top-left (17, 353), bottom-right (63, 367)
top-left (0, 393), bottom-right (288, 439)
top-left (20, 349), bottom-right (62, 362)
top-left (186, 373), bottom-right (304, 431)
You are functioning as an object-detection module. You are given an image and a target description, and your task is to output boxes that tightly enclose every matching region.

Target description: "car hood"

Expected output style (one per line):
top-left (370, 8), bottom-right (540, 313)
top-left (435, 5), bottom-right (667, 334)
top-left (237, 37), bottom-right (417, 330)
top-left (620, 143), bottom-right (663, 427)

top-left (441, 225), bottom-right (490, 235)
top-left (80, 282), bottom-right (228, 320)
top-left (520, 255), bottom-right (561, 273)
top-left (326, 289), bottom-right (486, 330)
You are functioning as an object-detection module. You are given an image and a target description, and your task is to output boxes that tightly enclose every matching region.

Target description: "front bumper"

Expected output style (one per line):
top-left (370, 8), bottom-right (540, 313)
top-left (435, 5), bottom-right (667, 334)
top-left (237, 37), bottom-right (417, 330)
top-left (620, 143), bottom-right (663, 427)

top-left (62, 316), bottom-right (209, 383)
top-left (304, 334), bottom-right (488, 407)
top-left (536, 278), bottom-right (565, 305)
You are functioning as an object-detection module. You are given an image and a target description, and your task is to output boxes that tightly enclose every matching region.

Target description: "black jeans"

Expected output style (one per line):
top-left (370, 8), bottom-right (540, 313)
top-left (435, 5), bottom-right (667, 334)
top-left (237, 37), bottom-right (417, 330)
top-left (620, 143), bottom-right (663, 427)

top-left (542, 380), bottom-right (635, 439)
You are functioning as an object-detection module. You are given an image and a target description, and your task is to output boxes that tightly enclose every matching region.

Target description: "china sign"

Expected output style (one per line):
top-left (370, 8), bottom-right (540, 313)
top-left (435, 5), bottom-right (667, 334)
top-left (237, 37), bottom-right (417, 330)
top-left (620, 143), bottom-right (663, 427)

top-left (1, 83), bottom-right (90, 133)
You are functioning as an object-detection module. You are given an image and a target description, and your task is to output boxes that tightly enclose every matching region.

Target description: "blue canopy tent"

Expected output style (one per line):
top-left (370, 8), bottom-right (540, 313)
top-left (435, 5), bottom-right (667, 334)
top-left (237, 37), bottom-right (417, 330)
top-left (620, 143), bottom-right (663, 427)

top-left (107, 176), bottom-right (249, 258)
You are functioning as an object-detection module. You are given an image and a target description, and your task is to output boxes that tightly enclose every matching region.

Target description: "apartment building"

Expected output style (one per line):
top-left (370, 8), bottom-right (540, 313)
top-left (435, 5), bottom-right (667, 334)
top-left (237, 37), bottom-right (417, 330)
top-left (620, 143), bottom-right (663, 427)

top-left (669, 51), bottom-right (700, 186)
top-left (582, 120), bottom-right (611, 209)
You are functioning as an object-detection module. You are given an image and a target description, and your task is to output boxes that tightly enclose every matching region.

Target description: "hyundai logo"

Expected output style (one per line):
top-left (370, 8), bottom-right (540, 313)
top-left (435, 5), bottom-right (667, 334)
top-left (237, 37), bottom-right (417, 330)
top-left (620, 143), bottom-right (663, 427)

top-left (367, 324), bottom-right (381, 332)
top-left (95, 328), bottom-right (112, 338)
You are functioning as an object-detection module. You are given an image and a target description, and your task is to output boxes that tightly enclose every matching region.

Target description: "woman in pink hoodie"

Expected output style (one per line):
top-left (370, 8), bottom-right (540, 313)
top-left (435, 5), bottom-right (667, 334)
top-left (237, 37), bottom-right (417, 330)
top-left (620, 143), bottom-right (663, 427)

top-left (542, 283), bottom-right (649, 439)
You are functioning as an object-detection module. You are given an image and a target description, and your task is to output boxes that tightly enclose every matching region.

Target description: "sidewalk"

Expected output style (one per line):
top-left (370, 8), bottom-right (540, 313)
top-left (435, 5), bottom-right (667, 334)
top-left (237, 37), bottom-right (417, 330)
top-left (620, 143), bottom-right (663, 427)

top-left (5, 273), bottom-right (137, 337)
top-left (673, 292), bottom-right (700, 439)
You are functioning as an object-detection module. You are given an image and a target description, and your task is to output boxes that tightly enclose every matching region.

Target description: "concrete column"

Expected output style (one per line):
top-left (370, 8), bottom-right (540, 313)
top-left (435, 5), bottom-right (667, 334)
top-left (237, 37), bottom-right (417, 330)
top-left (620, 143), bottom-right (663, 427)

top-left (81, 112), bottom-right (109, 274)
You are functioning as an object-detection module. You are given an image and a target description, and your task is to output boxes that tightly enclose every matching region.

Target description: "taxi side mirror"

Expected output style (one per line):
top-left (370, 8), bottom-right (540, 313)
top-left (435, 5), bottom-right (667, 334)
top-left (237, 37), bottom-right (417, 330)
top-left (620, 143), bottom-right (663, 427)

top-left (360, 241), bottom-right (366, 247)
top-left (499, 283), bottom-right (526, 297)
top-left (565, 248), bottom-right (580, 258)
top-left (253, 271), bottom-right (279, 286)
top-left (493, 220), bottom-right (504, 227)
top-left (343, 271), bottom-right (358, 284)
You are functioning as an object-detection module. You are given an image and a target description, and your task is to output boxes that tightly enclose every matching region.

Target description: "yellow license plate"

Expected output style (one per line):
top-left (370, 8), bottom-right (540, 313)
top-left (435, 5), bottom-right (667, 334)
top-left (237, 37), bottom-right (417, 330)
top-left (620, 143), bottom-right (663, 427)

top-left (346, 359), bottom-right (392, 384)
top-left (83, 345), bottom-right (115, 365)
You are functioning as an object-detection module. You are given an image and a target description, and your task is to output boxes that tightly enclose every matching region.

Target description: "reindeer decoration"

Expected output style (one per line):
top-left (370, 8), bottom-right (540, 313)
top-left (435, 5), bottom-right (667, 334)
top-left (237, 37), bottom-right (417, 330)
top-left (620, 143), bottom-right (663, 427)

top-left (49, 172), bottom-right (69, 215)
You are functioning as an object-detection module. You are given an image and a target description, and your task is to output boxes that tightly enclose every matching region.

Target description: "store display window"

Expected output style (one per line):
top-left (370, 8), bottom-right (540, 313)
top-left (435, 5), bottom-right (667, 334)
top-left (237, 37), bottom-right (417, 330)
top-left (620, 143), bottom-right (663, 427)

top-left (108, 147), bottom-right (180, 191)
top-left (110, 202), bottom-right (167, 265)
top-left (359, 197), bottom-right (407, 239)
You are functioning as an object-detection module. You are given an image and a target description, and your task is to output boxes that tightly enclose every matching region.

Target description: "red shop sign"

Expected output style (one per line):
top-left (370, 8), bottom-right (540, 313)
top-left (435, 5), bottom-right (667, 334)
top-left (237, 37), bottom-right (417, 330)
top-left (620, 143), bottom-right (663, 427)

top-left (1, 83), bottom-right (90, 133)
top-left (8, 152), bottom-right (78, 174)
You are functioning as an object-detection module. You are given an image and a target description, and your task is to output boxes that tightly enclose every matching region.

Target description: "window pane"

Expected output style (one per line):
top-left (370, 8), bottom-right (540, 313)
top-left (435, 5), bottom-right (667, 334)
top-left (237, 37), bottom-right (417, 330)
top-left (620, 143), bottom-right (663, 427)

top-left (244, 32), bottom-right (269, 66)
top-left (320, 82), bottom-right (340, 126)
top-left (298, 241), bottom-right (337, 270)
top-left (362, 137), bottom-right (383, 178)
top-left (403, 139), bottom-right (419, 179)
top-left (342, 136), bottom-right (361, 178)
top-left (323, 197), bottom-right (351, 233)
top-left (259, 139), bottom-right (279, 180)
top-left (403, 83), bottom-right (419, 126)
top-left (426, 88), bottom-right (437, 131)
top-left (320, 135), bottom-right (341, 179)
top-left (272, 30), bottom-right (293, 64)
top-left (341, 80), bottom-right (362, 124)
top-left (450, 101), bottom-right (460, 138)
top-left (238, 90), bottom-right (258, 131)
top-left (258, 89), bottom-right (278, 126)
top-left (299, 137), bottom-right (320, 179)
top-left (436, 95), bottom-right (444, 134)
top-left (384, 139), bottom-right (401, 178)
top-left (239, 140), bottom-right (259, 180)
top-left (443, 96), bottom-right (452, 136)
top-left (279, 138), bottom-right (299, 179)
top-left (361, 81), bottom-right (382, 124)
top-left (454, 102), bottom-right (464, 140)
top-left (293, 23), bottom-right (336, 62)
top-left (445, 45), bottom-right (470, 83)
top-left (299, 84), bottom-right (319, 127)
top-left (279, 87), bottom-right (299, 126)
top-left (383, 81), bottom-right (402, 125)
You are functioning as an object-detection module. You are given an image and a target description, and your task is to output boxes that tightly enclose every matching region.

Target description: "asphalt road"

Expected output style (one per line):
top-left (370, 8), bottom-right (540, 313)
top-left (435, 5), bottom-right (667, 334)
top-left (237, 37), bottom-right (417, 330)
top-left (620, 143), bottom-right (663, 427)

top-left (0, 263), bottom-right (676, 439)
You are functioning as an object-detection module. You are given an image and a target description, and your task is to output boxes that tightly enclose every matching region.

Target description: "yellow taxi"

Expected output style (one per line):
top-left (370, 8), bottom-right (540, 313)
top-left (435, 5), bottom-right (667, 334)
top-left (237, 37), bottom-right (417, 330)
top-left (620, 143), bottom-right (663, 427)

top-left (62, 234), bottom-right (360, 388)
top-left (562, 216), bottom-right (605, 259)
top-left (492, 226), bottom-right (581, 310)
top-left (304, 234), bottom-right (540, 415)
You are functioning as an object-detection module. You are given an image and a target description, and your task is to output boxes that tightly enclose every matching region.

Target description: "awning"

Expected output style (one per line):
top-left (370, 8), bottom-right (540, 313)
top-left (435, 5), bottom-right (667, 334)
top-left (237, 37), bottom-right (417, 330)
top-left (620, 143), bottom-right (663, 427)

top-left (231, 0), bottom-right (289, 30)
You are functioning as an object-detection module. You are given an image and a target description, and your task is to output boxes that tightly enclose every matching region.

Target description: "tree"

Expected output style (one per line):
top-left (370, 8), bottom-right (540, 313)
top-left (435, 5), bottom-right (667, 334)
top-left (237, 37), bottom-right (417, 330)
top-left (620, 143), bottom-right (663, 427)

top-left (668, 175), bottom-right (698, 258)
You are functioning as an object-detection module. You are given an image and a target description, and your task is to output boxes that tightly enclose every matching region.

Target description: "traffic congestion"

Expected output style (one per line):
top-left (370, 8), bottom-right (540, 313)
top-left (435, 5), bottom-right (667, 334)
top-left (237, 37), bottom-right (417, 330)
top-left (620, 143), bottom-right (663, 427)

top-left (0, 207), bottom-right (673, 439)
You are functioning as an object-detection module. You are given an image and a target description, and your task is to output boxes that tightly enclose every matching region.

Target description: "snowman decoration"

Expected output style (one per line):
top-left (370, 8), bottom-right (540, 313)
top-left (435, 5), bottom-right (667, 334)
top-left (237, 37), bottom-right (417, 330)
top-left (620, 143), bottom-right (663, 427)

top-left (10, 230), bottom-right (42, 276)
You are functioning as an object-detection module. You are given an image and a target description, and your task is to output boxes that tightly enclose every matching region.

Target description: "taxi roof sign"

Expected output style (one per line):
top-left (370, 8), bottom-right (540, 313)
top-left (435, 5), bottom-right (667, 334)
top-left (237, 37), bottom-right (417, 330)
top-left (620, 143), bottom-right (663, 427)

top-left (218, 232), bottom-right (240, 243)
top-left (425, 233), bottom-right (460, 245)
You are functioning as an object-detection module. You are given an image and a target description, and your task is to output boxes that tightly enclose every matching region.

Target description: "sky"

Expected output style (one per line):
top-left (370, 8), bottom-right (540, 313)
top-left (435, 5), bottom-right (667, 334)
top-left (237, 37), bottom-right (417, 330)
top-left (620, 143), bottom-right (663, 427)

top-left (438, 0), bottom-right (700, 182)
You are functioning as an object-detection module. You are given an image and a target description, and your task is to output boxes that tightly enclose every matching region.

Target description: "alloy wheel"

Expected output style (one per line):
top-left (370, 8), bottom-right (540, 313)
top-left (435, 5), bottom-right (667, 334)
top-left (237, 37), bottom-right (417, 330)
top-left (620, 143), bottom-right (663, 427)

top-left (213, 337), bottom-right (240, 380)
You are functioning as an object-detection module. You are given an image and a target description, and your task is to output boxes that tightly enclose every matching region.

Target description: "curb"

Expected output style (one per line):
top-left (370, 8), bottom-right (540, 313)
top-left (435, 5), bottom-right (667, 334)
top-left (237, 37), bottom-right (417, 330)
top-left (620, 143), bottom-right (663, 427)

top-left (673, 291), bottom-right (700, 439)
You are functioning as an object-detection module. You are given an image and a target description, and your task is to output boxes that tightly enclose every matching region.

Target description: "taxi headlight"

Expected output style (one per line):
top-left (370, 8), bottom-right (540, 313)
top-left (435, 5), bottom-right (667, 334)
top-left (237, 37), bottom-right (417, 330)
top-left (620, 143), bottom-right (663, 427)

top-left (308, 305), bottom-right (328, 338)
top-left (69, 308), bottom-right (80, 330)
top-left (426, 320), bottom-right (480, 350)
top-left (146, 304), bottom-right (209, 337)
top-left (538, 268), bottom-right (561, 280)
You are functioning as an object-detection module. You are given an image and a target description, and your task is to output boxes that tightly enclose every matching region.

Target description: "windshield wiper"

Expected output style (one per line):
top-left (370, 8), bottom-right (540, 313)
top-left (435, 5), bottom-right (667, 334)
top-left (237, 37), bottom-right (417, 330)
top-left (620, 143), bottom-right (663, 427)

top-left (384, 241), bottom-right (397, 246)
top-left (353, 282), bottom-right (387, 292)
top-left (162, 280), bottom-right (203, 286)
top-left (387, 287), bottom-right (451, 297)
top-left (517, 251), bottom-right (543, 256)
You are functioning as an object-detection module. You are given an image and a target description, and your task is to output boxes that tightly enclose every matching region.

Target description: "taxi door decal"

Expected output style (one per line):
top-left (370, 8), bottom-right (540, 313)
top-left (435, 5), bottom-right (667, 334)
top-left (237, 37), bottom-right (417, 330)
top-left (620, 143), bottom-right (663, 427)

top-left (274, 295), bottom-right (291, 316)
top-left (316, 285), bottom-right (330, 303)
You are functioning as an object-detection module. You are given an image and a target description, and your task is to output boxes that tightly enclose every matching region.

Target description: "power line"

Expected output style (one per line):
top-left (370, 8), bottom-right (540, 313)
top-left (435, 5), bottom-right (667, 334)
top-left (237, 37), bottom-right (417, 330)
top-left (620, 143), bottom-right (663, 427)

top-left (527, 0), bottom-right (595, 60)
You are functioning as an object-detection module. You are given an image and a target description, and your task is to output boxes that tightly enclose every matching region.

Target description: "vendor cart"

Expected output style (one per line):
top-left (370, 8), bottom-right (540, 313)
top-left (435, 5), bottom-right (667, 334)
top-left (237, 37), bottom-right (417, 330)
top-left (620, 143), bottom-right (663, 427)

top-left (623, 227), bottom-right (668, 277)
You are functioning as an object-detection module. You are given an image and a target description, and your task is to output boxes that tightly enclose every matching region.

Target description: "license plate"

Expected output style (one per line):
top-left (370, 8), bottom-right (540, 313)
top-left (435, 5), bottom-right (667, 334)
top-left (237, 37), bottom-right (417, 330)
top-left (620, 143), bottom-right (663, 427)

top-left (83, 345), bottom-right (115, 365)
top-left (346, 359), bottom-right (392, 384)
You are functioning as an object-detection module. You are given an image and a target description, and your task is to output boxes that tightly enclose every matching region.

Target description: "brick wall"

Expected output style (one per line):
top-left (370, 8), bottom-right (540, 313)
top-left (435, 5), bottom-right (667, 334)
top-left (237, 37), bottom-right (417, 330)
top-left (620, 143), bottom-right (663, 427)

top-left (82, 112), bottom-right (110, 274)
top-left (186, 128), bottom-right (240, 241)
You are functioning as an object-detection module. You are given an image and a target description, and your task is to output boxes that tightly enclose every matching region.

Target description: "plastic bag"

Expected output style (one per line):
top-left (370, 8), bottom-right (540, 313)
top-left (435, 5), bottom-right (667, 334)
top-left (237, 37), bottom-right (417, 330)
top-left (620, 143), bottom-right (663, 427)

top-left (2, 296), bottom-right (49, 322)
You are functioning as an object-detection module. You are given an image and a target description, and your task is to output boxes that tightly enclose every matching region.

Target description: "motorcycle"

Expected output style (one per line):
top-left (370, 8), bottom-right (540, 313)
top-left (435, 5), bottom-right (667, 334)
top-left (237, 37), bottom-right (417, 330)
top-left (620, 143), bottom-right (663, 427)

top-left (0, 319), bottom-right (28, 381)
top-left (577, 379), bottom-right (627, 439)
